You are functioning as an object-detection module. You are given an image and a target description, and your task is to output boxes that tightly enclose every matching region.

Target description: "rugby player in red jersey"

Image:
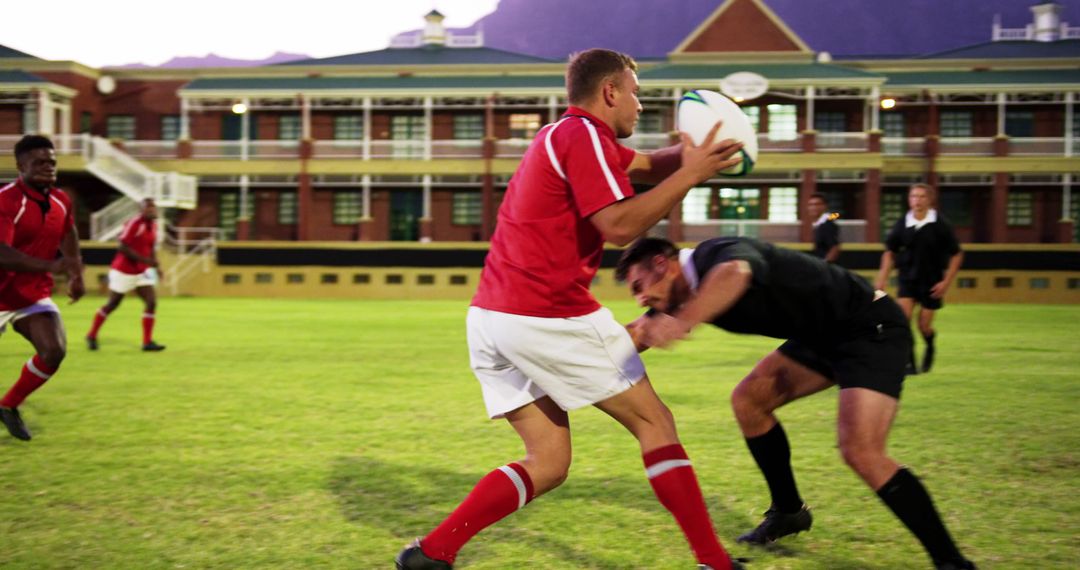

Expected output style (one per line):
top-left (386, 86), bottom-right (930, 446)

top-left (397, 49), bottom-right (746, 570)
top-left (86, 198), bottom-right (166, 352)
top-left (0, 135), bottom-right (85, 441)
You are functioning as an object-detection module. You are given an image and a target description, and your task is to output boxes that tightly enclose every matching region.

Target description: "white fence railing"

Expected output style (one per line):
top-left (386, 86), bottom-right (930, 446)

top-left (816, 132), bottom-right (868, 151)
top-left (89, 198), bottom-right (141, 241)
top-left (122, 140), bottom-right (178, 159)
top-left (758, 133), bottom-right (803, 152)
top-left (621, 133), bottom-right (672, 151)
top-left (882, 137), bottom-right (926, 156)
top-left (494, 139), bottom-right (531, 158)
top-left (649, 219), bottom-right (868, 243)
top-left (162, 225), bottom-right (221, 296)
top-left (1008, 137), bottom-right (1066, 156)
top-left (938, 137), bottom-right (995, 156)
top-left (431, 140), bottom-right (484, 158)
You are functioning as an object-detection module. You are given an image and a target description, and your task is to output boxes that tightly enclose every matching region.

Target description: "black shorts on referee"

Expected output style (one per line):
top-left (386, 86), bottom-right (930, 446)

top-left (778, 296), bottom-right (912, 399)
top-left (898, 279), bottom-right (943, 310)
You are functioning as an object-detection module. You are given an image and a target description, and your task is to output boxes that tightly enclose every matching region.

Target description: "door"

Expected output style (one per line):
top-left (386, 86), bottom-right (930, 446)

top-left (390, 191), bottom-right (422, 241)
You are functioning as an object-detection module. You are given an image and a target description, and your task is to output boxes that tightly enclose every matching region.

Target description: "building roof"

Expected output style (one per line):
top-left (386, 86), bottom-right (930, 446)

top-left (885, 69), bottom-right (1080, 87)
top-left (181, 74), bottom-right (565, 93)
top-left (0, 70), bottom-right (47, 84)
top-left (640, 63), bottom-right (882, 82)
top-left (918, 40), bottom-right (1080, 59)
top-left (449, 0), bottom-right (1080, 60)
top-left (280, 45), bottom-right (555, 67)
top-left (0, 44), bottom-right (39, 59)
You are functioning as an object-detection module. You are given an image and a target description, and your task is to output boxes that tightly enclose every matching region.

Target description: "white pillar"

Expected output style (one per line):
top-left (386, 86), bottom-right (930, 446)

top-left (38, 90), bottom-right (52, 135)
top-left (423, 96), bottom-right (433, 160)
top-left (805, 86), bottom-right (815, 132)
top-left (997, 92), bottom-right (1007, 136)
top-left (240, 97), bottom-right (250, 161)
top-left (421, 174), bottom-right (432, 219)
top-left (180, 97), bottom-right (191, 140)
top-left (239, 174), bottom-right (250, 219)
top-left (362, 97), bottom-right (372, 160)
top-left (548, 95), bottom-right (559, 123)
top-left (361, 174), bottom-right (372, 219)
top-left (59, 104), bottom-right (72, 152)
top-left (301, 95), bottom-right (311, 140)
top-left (869, 86), bottom-right (880, 132)
top-left (1065, 92), bottom-right (1074, 158)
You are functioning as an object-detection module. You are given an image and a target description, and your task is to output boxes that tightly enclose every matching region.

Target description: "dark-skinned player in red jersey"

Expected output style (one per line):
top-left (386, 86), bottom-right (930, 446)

top-left (0, 135), bottom-right (85, 441)
top-left (617, 236), bottom-right (976, 570)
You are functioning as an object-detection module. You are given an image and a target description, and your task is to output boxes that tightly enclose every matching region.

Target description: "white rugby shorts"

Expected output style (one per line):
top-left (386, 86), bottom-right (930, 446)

top-left (466, 306), bottom-right (646, 419)
top-left (0, 298), bottom-right (60, 335)
top-left (108, 268), bottom-right (158, 294)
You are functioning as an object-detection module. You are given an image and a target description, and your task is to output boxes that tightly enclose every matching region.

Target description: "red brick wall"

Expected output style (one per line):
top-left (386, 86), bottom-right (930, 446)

top-left (35, 71), bottom-right (103, 135)
top-left (0, 105), bottom-right (22, 134)
top-left (95, 79), bottom-right (186, 139)
top-left (251, 189), bottom-right (298, 240)
top-left (683, 0), bottom-right (803, 52)
top-left (191, 112), bottom-right (224, 140)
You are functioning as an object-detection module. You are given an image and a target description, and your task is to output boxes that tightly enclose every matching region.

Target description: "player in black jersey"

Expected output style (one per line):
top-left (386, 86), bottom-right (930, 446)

top-left (876, 184), bottom-right (963, 373)
top-left (616, 236), bottom-right (976, 570)
top-left (807, 193), bottom-right (840, 262)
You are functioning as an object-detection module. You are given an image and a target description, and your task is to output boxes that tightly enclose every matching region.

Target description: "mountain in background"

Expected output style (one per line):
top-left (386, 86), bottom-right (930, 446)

top-left (112, 51), bottom-right (310, 69)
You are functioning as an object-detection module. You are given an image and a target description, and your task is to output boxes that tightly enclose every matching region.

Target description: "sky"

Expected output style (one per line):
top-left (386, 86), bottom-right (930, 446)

top-left (2, 0), bottom-right (501, 68)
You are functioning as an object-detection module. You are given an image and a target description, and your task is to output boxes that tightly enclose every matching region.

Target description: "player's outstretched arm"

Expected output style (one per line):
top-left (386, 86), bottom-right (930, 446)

top-left (626, 143), bottom-right (683, 185)
top-left (590, 128), bottom-right (743, 246)
top-left (642, 260), bottom-right (752, 348)
top-left (625, 314), bottom-right (652, 353)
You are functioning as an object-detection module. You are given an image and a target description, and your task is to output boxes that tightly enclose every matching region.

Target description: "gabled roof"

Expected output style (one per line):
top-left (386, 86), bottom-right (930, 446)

top-left (181, 74), bottom-right (565, 93)
top-left (280, 45), bottom-right (554, 67)
top-left (673, 0), bottom-right (811, 54)
top-left (0, 44), bottom-right (39, 59)
top-left (0, 70), bottom-right (47, 84)
top-left (918, 40), bottom-right (1080, 60)
top-left (885, 69), bottom-right (1080, 87)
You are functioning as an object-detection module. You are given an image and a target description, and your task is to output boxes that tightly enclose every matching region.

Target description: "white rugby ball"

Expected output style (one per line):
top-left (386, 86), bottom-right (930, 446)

top-left (676, 89), bottom-right (758, 177)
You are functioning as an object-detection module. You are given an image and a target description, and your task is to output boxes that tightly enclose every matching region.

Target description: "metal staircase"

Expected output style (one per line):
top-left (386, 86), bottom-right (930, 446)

top-left (85, 136), bottom-right (197, 240)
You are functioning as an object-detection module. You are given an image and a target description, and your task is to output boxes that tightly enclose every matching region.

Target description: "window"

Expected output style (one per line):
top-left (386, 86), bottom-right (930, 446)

top-left (938, 190), bottom-right (972, 226)
top-left (882, 113), bottom-right (905, 138)
top-left (453, 115), bottom-right (484, 139)
top-left (637, 111), bottom-right (664, 133)
top-left (287, 273), bottom-right (304, 284)
top-left (255, 273), bottom-right (273, 284)
top-left (880, 192), bottom-right (905, 240)
top-left (767, 187), bottom-right (798, 222)
top-left (321, 274), bottom-right (339, 284)
top-left (386, 274), bottom-right (404, 285)
top-left (766, 104), bottom-right (798, 141)
top-left (450, 275), bottom-right (468, 285)
top-left (106, 115), bottom-right (136, 140)
top-left (279, 115), bottom-right (301, 140)
top-left (161, 116), bottom-right (180, 141)
top-left (22, 106), bottom-right (37, 134)
top-left (1005, 111), bottom-right (1034, 138)
top-left (742, 106), bottom-right (761, 132)
top-left (334, 115), bottom-right (363, 140)
top-left (814, 112), bottom-right (846, 133)
top-left (718, 188), bottom-right (760, 219)
top-left (391, 115), bottom-right (425, 158)
top-left (223, 274), bottom-right (241, 284)
top-left (1068, 278), bottom-right (1080, 289)
top-left (219, 192), bottom-right (254, 239)
top-left (940, 111), bottom-right (973, 137)
top-left (417, 275), bottom-right (435, 285)
top-left (80, 112), bottom-right (93, 133)
top-left (1006, 192), bottom-right (1033, 226)
top-left (278, 192), bottom-right (297, 225)
top-left (333, 191), bottom-right (362, 225)
top-left (682, 187), bottom-right (711, 222)
top-left (452, 192), bottom-right (482, 225)
top-left (509, 113), bottom-right (542, 138)
top-left (957, 277), bottom-right (976, 289)
top-left (994, 277), bottom-right (1013, 288)
top-left (1029, 277), bottom-right (1049, 289)
top-left (353, 274), bottom-right (370, 284)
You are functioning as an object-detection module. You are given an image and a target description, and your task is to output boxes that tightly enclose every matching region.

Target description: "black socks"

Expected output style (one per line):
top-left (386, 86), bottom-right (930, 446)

top-left (745, 422), bottom-right (803, 513)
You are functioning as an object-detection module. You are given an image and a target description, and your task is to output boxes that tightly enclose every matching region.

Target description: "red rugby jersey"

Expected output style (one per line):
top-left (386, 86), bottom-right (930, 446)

top-left (111, 215), bottom-right (156, 274)
top-left (0, 178), bottom-right (75, 310)
top-left (472, 107), bottom-right (637, 318)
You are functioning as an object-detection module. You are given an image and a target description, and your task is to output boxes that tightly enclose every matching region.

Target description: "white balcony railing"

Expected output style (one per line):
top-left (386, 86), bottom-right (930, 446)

top-left (938, 137), bottom-right (995, 156)
top-left (881, 137), bottom-right (926, 156)
top-left (1008, 137), bottom-right (1066, 156)
top-left (312, 140), bottom-right (365, 158)
top-left (369, 140), bottom-right (427, 159)
top-left (621, 133), bottom-right (673, 151)
top-left (122, 140), bottom-right (179, 159)
top-left (757, 133), bottom-right (803, 152)
top-left (191, 140), bottom-right (245, 159)
top-left (431, 140), bottom-right (484, 158)
top-left (816, 132), bottom-right (868, 152)
top-left (494, 138), bottom-right (531, 158)
top-left (0, 133), bottom-right (88, 156)
top-left (249, 140), bottom-right (301, 158)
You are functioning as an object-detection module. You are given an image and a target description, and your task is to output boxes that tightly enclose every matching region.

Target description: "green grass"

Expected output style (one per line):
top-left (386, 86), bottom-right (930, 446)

top-left (0, 298), bottom-right (1077, 569)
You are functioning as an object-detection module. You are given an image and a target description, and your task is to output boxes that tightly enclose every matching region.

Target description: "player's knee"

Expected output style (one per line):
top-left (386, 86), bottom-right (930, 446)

top-left (528, 453), bottom-right (571, 492)
top-left (38, 345), bottom-right (66, 369)
top-left (838, 441), bottom-right (881, 477)
top-left (145, 300), bottom-right (157, 312)
top-left (731, 378), bottom-right (769, 422)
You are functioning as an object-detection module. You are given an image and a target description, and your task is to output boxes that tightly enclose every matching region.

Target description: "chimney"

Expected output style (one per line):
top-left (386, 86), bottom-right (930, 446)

top-left (422, 9), bottom-right (447, 46)
top-left (1031, 2), bottom-right (1063, 42)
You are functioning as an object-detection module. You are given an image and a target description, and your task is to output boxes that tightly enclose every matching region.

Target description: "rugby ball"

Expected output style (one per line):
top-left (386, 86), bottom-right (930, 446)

top-left (676, 89), bottom-right (758, 177)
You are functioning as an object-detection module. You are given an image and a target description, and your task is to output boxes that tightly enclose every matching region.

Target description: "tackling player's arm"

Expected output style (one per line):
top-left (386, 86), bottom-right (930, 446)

top-left (644, 259), bottom-right (753, 348)
top-left (59, 225), bottom-right (84, 302)
top-left (590, 125), bottom-right (743, 246)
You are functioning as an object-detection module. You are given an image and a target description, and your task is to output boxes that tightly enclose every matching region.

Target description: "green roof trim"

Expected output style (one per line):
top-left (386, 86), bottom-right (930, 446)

top-left (885, 69), bottom-right (1080, 86)
top-left (182, 75), bottom-right (566, 92)
top-left (0, 70), bottom-right (47, 84)
top-left (640, 63), bottom-right (883, 81)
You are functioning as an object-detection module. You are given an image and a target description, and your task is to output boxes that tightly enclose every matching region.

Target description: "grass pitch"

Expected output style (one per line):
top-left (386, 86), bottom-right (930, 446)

top-left (0, 298), bottom-right (1077, 569)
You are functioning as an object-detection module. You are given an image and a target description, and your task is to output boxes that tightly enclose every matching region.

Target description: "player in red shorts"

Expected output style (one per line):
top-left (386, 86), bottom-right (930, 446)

top-left (397, 49), bottom-right (746, 570)
top-left (0, 135), bottom-right (85, 441)
top-left (86, 198), bottom-right (165, 352)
